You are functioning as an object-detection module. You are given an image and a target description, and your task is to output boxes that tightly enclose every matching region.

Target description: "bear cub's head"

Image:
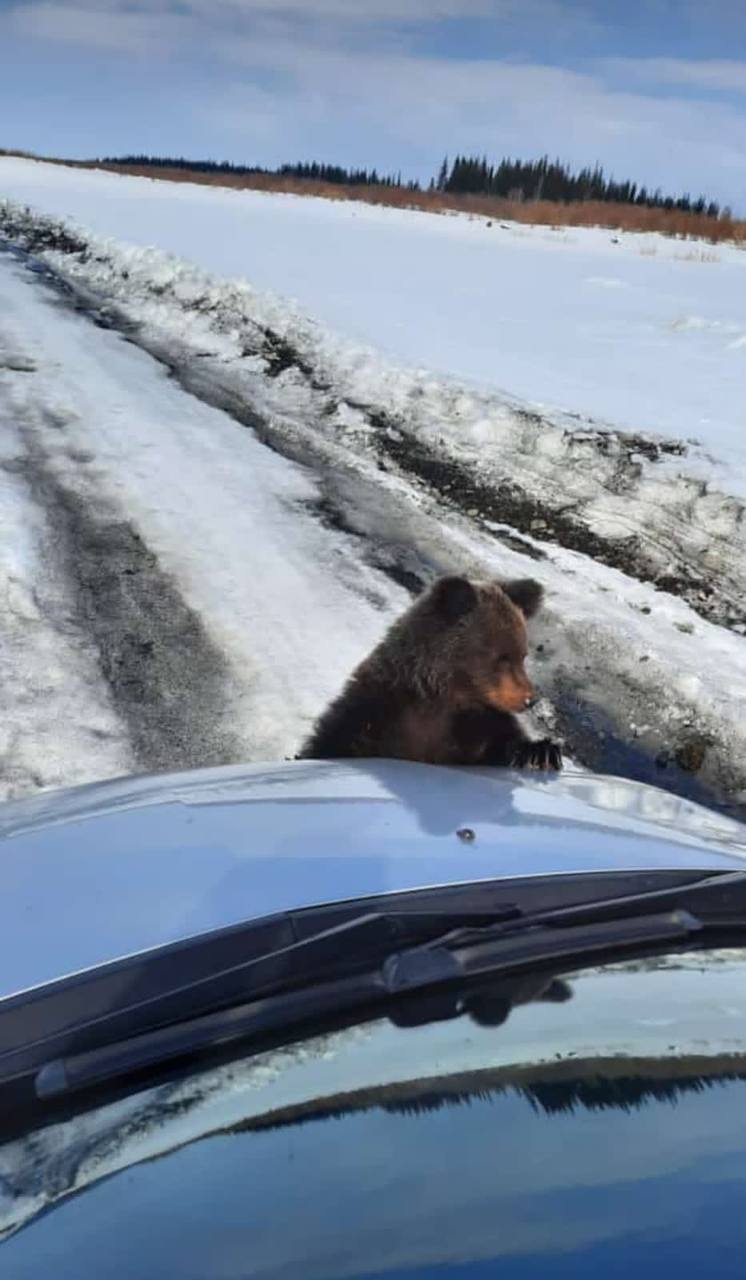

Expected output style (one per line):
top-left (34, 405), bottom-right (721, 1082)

top-left (400, 574), bottom-right (544, 714)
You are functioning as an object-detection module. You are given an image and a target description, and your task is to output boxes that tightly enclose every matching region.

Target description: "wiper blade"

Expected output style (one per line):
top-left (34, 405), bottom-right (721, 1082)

top-left (0, 907), bottom-right (519, 1092)
top-left (35, 907), bottom-right (700, 1102)
top-left (383, 908), bottom-right (701, 992)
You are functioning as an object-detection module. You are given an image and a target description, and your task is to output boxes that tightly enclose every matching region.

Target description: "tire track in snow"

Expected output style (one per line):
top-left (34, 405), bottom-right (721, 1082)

top-left (0, 404), bottom-right (133, 799)
top-left (0, 326), bottom-right (242, 778)
top-left (12, 421), bottom-right (242, 773)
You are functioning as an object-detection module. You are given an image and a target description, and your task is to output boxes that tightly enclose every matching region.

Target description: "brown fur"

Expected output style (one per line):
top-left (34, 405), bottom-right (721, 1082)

top-left (299, 575), bottom-right (562, 770)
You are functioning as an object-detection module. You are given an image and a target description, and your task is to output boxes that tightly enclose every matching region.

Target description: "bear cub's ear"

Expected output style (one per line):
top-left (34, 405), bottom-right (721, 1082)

top-left (431, 575), bottom-right (478, 621)
top-left (502, 578), bottom-right (544, 618)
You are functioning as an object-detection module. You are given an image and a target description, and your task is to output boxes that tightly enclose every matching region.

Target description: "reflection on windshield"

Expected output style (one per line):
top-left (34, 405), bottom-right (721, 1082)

top-left (4, 948), bottom-right (746, 1277)
top-left (235, 1054), bottom-right (746, 1133)
top-left (5, 1056), bottom-right (746, 1280)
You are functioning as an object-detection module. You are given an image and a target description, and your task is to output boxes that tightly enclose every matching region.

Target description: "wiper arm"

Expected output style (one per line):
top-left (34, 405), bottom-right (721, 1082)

top-left (522, 868), bottom-right (746, 932)
top-left (35, 907), bottom-right (700, 1102)
top-left (410, 867), bottom-right (746, 956)
top-left (0, 907), bottom-right (519, 1093)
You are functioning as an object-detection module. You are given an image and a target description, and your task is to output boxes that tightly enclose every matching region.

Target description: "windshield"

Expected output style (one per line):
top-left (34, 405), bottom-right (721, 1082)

top-left (4, 945), bottom-right (746, 1277)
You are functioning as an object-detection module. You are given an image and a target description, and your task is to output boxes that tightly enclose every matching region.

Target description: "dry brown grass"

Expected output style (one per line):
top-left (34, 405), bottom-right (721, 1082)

top-left (4, 149), bottom-right (746, 246)
top-left (83, 163), bottom-right (746, 245)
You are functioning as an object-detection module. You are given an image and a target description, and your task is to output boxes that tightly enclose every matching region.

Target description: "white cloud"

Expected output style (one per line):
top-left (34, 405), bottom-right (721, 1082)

top-left (3, 0), bottom-right (586, 54)
top-left (603, 57), bottom-right (746, 95)
top-left (6, 0), bottom-right (502, 44)
top-left (210, 0), bottom-right (497, 16)
top-left (0, 0), bottom-right (600, 66)
top-left (8, 2), bottom-right (192, 54)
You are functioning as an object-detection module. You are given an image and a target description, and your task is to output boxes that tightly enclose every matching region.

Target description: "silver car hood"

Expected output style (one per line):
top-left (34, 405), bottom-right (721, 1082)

top-left (2, 759), bottom-right (746, 1002)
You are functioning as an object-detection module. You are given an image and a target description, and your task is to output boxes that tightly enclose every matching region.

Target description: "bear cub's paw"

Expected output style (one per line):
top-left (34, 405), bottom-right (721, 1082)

top-left (511, 738), bottom-right (563, 771)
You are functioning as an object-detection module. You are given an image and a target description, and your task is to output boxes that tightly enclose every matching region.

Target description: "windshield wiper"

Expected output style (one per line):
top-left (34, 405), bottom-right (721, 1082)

top-left (6, 867), bottom-right (746, 1107)
top-left (34, 906), bottom-right (701, 1102)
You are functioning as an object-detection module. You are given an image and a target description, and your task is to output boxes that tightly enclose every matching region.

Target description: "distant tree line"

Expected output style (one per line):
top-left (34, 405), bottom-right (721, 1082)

top-left (100, 155), bottom-right (420, 190)
top-left (100, 154), bottom-right (251, 174)
top-left (100, 152), bottom-right (724, 218)
top-left (278, 161), bottom-right (420, 189)
top-left (434, 154), bottom-right (723, 218)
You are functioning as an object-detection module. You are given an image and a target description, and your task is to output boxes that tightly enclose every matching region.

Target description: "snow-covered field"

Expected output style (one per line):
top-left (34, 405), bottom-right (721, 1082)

top-left (1, 156), bottom-right (746, 813)
top-left (2, 157), bottom-right (745, 458)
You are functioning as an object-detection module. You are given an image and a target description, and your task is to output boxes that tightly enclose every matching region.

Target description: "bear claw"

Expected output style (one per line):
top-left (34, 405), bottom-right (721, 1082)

top-left (512, 739), bottom-right (563, 771)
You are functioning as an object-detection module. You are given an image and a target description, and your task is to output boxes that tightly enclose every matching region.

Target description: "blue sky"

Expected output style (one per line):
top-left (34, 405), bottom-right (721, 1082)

top-left (2, 1), bottom-right (746, 208)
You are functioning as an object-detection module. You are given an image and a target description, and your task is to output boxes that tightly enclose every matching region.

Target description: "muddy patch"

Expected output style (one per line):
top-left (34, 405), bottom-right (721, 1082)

top-left (367, 418), bottom-right (743, 629)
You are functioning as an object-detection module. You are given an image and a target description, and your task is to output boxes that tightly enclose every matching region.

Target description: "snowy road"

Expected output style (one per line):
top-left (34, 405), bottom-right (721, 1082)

top-left (0, 250), bottom-right (414, 797)
top-left (4, 239), bottom-right (746, 818)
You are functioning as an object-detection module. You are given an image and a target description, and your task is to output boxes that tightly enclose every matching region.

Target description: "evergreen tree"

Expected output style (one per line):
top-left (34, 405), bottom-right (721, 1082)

top-left (427, 152), bottom-right (720, 219)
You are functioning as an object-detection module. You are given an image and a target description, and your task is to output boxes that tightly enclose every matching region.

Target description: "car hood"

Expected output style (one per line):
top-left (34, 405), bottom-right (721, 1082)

top-left (2, 758), bottom-right (746, 1001)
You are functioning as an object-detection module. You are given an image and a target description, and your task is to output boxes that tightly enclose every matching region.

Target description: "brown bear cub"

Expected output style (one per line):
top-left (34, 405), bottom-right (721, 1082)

top-left (300, 574), bottom-right (562, 770)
